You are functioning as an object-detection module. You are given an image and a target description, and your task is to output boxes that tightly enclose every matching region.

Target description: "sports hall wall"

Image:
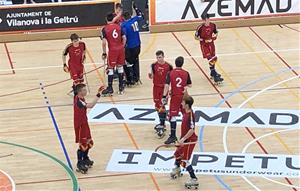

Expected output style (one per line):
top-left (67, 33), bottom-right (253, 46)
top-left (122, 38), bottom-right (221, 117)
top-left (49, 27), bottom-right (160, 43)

top-left (0, 0), bottom-right (299, 42)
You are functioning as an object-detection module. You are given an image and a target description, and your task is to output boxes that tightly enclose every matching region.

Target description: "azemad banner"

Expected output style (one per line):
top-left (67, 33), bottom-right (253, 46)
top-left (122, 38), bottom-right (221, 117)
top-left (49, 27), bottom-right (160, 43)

top-left (151, 0), bottom-right (300, 24)
top-left (0, 2), bottom-right (114, 32)
top-left (88, 104), bottom-right (300, 129)
top-left (107, 149), bottom-right (300, 178)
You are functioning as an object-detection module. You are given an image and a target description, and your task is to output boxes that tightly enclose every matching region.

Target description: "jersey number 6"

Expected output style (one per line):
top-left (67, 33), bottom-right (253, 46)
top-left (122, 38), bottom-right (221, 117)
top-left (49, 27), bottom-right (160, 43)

top-left (112, 29), bottom-right (119, 39)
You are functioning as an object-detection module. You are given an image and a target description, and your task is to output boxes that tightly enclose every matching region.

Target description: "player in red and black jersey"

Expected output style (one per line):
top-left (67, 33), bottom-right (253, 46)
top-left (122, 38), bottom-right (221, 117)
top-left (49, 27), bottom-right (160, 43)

top-left (73, 84), bottom-right (105, 174)
top-left (162, 56), bottom-right (192, 144)
top-left (148, 50), bottom-right (173, 138)
top-left (112, 3), bottom-right (125, 25)
top-left (101, 13), bottom-right (127, 96)
top-left (62, 33), bottom-right (86, 95)
top-left (170, 95), bottom-right (199, 189)
top-left (195, 14), bottom-right (223, 84)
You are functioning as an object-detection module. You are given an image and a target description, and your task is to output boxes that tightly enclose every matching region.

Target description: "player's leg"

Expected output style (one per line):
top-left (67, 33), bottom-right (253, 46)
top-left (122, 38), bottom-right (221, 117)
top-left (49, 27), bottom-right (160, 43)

top-left (125, 47), bottom-right (135, 86)
top-left (171, 146), bottom-right (183, 179)
top-left (208, 43), bottom-right (223, 84)
top-left (102, 52), bottom-right (115, 96)
top-left (77, 143), bottom-right (88, 174)
top-left (75, 125), bottom-right (88, 173)
top-left (182, 144), bottom-right (199, 189)
top-left (83, 139), bottom-right (94, 168)
top-left (164, 96), bottom-right (181, 144)
top-left (153, 86), bottom-right (167, 138)
top-left (116, 48), bottom-right (126, 94)
top-left (132, 45), bottom-right (141, 84)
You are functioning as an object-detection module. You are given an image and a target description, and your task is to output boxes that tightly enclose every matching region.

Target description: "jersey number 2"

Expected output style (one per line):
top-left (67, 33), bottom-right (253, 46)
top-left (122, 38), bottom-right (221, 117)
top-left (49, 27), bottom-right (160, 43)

top-left (112, 29), bottom-right (119, 39)
top-left (176, 77), bottom-right (182, 87)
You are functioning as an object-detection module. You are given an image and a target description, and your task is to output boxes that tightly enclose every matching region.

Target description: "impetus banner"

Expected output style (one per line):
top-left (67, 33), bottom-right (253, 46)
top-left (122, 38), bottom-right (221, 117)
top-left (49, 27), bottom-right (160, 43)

top-left (151, 0), bottom-right (300, 24)
top-left (88, 104), bottom-right (300, 129)
top-left (106, 149), bottom-right (300, 178)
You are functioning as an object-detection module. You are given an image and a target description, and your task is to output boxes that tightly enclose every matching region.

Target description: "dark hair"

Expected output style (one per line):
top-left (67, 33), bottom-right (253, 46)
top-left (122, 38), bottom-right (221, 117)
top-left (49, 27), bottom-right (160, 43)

top-left (106, 13), bottom-right (114, 22)
top-left (156, 50), bottom-right (164, 57)
top-left (70, 33), bottom-right (79, 41)
top-left (75, 83), bottom-right (86, 93)
top-left (175, 56), bottom-right (184, 67)
top-left (115, 3), bottom-right (122, 9)
top-left (123, 11), bottom-right (131, 20)
top-left (201, 13), bottom-right (210, 20)
top-left (183, 95), bottom-right (194, 108)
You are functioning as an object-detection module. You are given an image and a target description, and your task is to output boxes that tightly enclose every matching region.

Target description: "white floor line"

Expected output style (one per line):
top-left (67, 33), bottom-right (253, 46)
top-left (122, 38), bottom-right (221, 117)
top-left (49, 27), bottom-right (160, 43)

top-left (0, 48), bottom-right (299, 72)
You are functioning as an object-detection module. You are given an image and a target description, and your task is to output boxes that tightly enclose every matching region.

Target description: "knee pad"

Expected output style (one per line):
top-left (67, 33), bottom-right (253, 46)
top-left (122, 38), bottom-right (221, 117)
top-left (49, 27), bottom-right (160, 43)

top-left (87, 139), bottom-right (94, 149)
top-left (181, 160), bottom-right (190, 168)
top-left (158, 111), bottom-right (167, 120)
top-left (79, 143), bottom-right (88, 151)
top-left (117, 66), bottom-right (124, 73)
top-left (170, 116), bottom-right (176, 122)
top-left (107, 68), bottom-right (114, 75)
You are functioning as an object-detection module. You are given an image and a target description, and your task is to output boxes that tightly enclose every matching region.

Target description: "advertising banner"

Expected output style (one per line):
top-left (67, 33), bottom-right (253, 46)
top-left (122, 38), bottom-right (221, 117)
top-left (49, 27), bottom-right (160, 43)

top-left (151, 0), bottom-right (300, 24)
top-left (88, 103), bottom-right (300, 129)
top-left (0, 2), bottom-right (114, 32)
top-left (107, 149), bottom-right (300, 178)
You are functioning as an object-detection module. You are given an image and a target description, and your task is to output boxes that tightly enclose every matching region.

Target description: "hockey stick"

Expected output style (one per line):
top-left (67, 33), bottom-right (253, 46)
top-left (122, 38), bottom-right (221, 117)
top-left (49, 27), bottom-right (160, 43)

top-left (155, 142), bottom-right (197, 152)
top-left (83, 68), bottom-right (90, 93)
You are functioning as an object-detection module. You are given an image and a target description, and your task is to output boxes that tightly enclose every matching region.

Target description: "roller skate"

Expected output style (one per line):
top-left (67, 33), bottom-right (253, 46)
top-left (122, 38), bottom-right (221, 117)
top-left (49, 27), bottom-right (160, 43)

top-left (102, 87), bottom-right (113, 97)
top-left (185, 178), bottom-right (199, 189)
top-left (118, 85), bottom-right (125, 95)
top-left (83, 157), bottom-right (94, 168)
top-left (213, 74), bottom-right (224, 86)
top-left (154, 124), bottom-right (166, 139)
top-left (170, 166), bottom-right (182, 179)
top-left (76, 161), bottom-right (88, 174)
top-left (164, 135), bottom-right (177, 145)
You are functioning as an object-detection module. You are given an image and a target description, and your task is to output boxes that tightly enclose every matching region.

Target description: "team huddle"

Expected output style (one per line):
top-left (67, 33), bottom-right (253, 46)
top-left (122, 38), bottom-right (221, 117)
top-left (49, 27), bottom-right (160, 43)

top-left (62, 3), bottom-right (221, 188)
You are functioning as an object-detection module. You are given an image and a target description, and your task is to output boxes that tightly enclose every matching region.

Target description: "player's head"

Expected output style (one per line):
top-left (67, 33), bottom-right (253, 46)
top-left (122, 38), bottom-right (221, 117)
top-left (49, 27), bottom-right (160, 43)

top-left (201, 13), bottom-right (210, 25)
top-left (175, 56), bottom-right (184, 67)
top-left (106, 13), bottom-right (115, 23)
top-left (76, 83), bottom-right (87, 97)
top-left (70, 33), bottom-right (80, 46)
top-left (115, 3), bottom-right (123, 14)
top-left (123, 11), bottom-right (131, 20)
top-left (156, 50), bottom-right (165, 64)
top-left (182, 95), bottom-right (194, 110)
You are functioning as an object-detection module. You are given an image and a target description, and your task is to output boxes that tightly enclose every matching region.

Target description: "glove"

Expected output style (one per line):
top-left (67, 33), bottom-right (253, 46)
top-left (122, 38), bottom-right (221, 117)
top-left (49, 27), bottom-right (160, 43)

top-left (96, 85), bottom-right (106, 97)
top-left (98, 85), bottom-right (106, 93)
top-left (161, 96), bottom-right (167, 105)
top-left (102, 53), bottom-right (107, 60)
top-left (63, 64), bottom-right (69, 73)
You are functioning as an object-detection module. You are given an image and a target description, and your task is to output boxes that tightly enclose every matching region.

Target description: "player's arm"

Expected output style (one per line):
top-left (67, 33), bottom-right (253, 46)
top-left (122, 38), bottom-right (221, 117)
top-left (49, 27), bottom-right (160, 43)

top-left (101, 28), bottom-right (107, 60)
top-left (162, 72), bottom-right (170, 105)
top-left (194, 25), bottom-right (203, 41)
top-left (112, 11), bottom-right (122, 23)
top-left (212, 23), bottom-right (218, 40)
top-left (122, 32), bottom-right (127, 47)
top-left (133, 3), bottom-right (144, 20)
top-left (85, 86), bottom-right (105, 108)
top-left (186, 73), bottom-right (192, 88)
top-left (179, 115), bottom-right (195, 144)
top-left (62, 45), bottom-right (69, 72)
top-left (82, 42), bottom-right (86, 64)
top-left (148, 64), bottom-right (154, 79)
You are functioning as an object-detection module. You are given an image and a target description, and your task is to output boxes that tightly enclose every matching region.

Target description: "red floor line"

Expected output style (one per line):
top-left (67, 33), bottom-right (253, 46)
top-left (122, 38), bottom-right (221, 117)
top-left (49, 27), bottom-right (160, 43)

top-left (249, 27), bottom-right (299, 76)
top-left (3, 43), bottom-right (15, 74)
top-left (283, 25), bottom-right (300, 32)
top-left (171, 32), bottom-right (297, 191)
top-left (16, 172), bottom-right (147, 185)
